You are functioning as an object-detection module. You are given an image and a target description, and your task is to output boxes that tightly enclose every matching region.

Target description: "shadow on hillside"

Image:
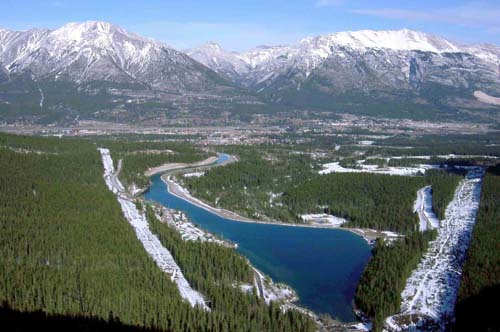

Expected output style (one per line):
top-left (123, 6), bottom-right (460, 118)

top-left (0, 303), bottom-right (166, 332)
top-left (453, 284), bottom-right (500, 332)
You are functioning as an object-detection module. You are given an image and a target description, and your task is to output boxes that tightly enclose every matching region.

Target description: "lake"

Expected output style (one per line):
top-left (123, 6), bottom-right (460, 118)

top-left (144, 163), bottom-right (371, 321)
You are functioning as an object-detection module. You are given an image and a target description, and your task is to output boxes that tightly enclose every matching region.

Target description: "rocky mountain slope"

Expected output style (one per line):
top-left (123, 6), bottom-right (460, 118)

top-left (0, 21), bottom-right (260, 124)
top-left (189, 29), bottom-right (500, 119)
top-left (0, 22), bottom-right (499, 124)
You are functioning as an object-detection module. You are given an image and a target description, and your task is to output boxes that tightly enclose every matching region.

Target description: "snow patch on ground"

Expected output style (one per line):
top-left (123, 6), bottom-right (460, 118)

top-left (152, 205), bottom-right (235, 248)
top-left (183, 171), bottom-right (205, 178)
top-left (98, 148), bottom-right (209, 310)
top-left (319, 162), bottom-right (439, 176)
top-left (349, 322), bottom-right (372, 331)
top-left (252, 267), bottom-right (297, 304)
top-left (385, 168), bottom-right (484, 331)
top-left (474, 90), bottom-right (500, 106)
top-left (38, 88), bottom-right (44, 108)
top-left (381, 231), bottom-right (402, 238)
top-left (300, 213), bottom-right (346, 227)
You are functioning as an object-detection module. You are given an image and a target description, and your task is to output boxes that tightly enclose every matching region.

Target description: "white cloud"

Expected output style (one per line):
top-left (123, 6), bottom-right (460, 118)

top-left (350, 2), bottom-right (500, 35)
top-left (314, 0), bottom-right (345, 8)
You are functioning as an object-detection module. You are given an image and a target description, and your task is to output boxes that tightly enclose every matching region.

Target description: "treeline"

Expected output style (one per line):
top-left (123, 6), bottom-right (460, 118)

top-left (374, 133), bottom-right (500, 156)
top-left (454, 166), bottom-right (500, 332)
top-left (0, 132), bottom-right (87, 153)
top-left (425, 169), bottom-right (463, 220)
top-left (355, 231), bottom-right (437, 331)
top-left (146, 207), bottom-right (315, 332)
top-left (0, 133), bottom-right (315, 332)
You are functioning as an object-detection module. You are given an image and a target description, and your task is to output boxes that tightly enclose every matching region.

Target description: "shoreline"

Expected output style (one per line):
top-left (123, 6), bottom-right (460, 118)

top-left (140, 153), bottom-right (376, 329)
top-left (155, 173), bottom-right (374, 330)
top-left (160, 173), bottom-right (380, 244)
top-left (144, 156), bottom-right (219, 177)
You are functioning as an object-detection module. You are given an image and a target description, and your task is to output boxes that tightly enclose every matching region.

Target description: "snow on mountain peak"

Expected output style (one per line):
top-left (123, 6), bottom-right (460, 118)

top-left (187, 42), bottom-right (250, 77)
top-left (49, 21), bottom-right (161, 48)
top-left (301, 29), bottom-right (460, 54)
top-left (202, 41), bottom-right (223, 50)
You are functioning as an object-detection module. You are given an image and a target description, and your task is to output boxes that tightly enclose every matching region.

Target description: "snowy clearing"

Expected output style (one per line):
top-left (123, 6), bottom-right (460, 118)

top-left (300, 213), bottom-right (346, 227)
top-left (252, 267), bottom-right (297, 304)
top-left (474, 90), bottom-right (500, 106)
top-left (414, 186), bottom-right (440, 231)
top-left (182, 171), bottom-right (205, 178)
top-left (152, 204), bottom-right (235, 248)
top-left (385, 168), bottom-right (484, 332)
top-left (319, 161), bottom-right (440, 176)
top-left (98, 148), bottom-right (209, 310)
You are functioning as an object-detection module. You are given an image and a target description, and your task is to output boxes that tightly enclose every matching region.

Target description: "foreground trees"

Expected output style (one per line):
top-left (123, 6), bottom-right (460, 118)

top-left (0, 133), bottom-right (315, 332)
top-left (355, 231), bottom-right (436, 331)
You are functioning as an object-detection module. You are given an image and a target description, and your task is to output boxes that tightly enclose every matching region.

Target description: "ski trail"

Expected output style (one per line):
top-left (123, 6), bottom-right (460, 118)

top-left (414, 186), bottom-right (439, 231)
top-left (98, 148), bottom-right (209, 310)
top-left (386, 168), bottom-right (484, 331)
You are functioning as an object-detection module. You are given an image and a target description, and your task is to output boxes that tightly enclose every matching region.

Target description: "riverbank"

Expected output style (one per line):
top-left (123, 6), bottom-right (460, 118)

top-left (144, 156), bottom-right (219, 177)
top-left (161, 173), bottom-right (388, 245)
top-left (98, 148), bottom-right (209, 310)
top-left (143, 157), bottom-right (373, 329)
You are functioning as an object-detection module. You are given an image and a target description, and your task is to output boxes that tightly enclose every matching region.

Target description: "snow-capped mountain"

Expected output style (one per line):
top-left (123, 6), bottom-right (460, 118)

top-left (0, 21), bottom-right (260, 124)
top-left (0, 23), bottom-right (499, 124)
top-left (186, 42), bottom-right (249, 81)
top-left (0, 21), bottom-right (235, 92)
top-left (188, 29), bottom-right (500, 106)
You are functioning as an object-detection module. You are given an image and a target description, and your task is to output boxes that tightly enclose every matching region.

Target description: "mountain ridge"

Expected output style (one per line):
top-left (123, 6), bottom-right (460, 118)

top-left (1, 21), bottom-right (499, 125)
top-left (188, 27), bottom-right (500, 116)
top-left (0, 21), bottom-right (262, 124)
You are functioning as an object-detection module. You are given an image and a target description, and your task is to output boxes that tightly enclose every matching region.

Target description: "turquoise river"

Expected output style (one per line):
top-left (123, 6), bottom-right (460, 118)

top-left (144, 155), bottom-right (372, 321)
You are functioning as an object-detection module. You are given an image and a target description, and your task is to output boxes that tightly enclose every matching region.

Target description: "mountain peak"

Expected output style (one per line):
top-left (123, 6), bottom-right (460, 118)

top-left (301, 29), bottom-right (460, 53)
top-left (202, 41), bottom-right (223, 49)
top-left (50, 20), bottom-right (162, 47)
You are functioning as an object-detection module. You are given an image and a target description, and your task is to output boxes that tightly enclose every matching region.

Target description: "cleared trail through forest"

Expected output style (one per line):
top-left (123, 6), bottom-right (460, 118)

top-left (414, 186), bottom-right (440, 231)
top-left (98, 148), bottom-right (209, 310)
top-left (385, 168), bottom-right (484, 331)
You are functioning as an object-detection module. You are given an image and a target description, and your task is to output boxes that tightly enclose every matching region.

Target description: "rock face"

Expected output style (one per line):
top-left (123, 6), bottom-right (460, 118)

top-left (189, 29), bottom-right (500, 112)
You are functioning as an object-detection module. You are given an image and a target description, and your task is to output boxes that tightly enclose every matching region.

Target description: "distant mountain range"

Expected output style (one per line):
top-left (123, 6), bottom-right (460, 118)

top-left (0, 21), bottom-right (499, 124)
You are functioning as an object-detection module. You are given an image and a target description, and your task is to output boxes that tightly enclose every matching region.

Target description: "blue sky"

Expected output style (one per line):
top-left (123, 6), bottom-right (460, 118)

top-left (1, 0), bottom-right (499, 51)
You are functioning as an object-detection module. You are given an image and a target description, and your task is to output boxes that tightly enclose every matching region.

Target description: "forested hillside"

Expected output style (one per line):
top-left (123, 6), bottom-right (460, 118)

top-left (184, 146), bottom-right (317, 221)
top-left (454, 166), bottom-right (500, 332)
top-left (185, 147), bottom-right (462, 233)
top-left (355, 231), bottom-right (436, 331)
top-left (0, 133), bottom-right (315, 332)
